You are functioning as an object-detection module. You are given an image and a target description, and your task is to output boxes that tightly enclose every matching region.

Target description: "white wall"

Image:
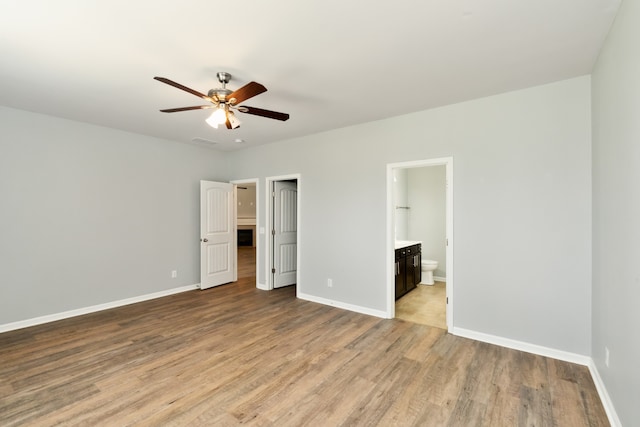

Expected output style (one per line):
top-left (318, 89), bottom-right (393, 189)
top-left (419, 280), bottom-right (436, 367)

top-left (0, 106), bottom-right (227, 325)
top-left (407, 166), bottom-right (446, 278)
top-left (227, 76), bottom-right (592, 355)
top-left (591, 0), bottom-right (640, 424)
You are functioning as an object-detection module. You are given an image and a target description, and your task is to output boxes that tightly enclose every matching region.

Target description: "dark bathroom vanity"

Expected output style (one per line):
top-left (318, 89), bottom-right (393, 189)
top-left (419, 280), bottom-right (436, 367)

top-left (395, 241), bottom-right (422, 300)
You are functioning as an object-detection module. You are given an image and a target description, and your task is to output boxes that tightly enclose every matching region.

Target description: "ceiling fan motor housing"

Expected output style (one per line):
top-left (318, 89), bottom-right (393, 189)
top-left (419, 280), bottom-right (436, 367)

top-left (208, 88), bottom-right (232, 102)
top-left (208, 72), bottom-right (233, 102)
top-left (216, 72), bottom-right (231, 84)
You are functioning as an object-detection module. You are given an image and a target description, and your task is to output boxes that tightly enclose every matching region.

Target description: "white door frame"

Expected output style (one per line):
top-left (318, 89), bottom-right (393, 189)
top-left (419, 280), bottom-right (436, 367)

top-left (386, 157), bottom-right (454, 331)
top-left (230, 178), bottom-right (260, 289)
top-left (265, 174), bottom-right (301, 292)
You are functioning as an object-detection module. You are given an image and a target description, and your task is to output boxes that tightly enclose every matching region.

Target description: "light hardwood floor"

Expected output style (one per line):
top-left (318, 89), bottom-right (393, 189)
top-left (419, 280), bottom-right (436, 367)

top-left (237, 246), bottom-right (257, 280)
top-left (0, 251), bottom-right (609, 426)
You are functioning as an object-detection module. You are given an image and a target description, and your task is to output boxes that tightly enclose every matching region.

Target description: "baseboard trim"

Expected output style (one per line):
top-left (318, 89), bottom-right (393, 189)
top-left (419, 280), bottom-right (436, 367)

top-left (0, 284), bottom-right (199, 333)
top-left (452, 327), bottom-right (591, 365)
top-left (587, 359), bottom-right (623, 427)
top-left (297, 292), bottom-right (388, 319)
top-left (452, 327), bottom-right (621, 426)
top-left (433, 276), bottom-right (447, 282)
top-left (256, 282), bottom-right (269, 291)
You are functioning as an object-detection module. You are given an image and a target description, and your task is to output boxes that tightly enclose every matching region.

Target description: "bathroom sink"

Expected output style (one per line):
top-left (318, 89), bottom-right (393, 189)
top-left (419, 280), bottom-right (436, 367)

top-left (395, 240), bottom-right (422, 249)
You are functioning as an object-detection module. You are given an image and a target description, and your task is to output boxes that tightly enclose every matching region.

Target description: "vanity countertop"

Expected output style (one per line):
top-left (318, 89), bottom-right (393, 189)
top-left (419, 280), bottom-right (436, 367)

top-left (395, 240), bottom-right (422, 249)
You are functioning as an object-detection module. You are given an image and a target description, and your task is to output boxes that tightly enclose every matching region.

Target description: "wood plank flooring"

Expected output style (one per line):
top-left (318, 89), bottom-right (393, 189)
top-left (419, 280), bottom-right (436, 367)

top-left (0, 250), bottom-right (609, 426)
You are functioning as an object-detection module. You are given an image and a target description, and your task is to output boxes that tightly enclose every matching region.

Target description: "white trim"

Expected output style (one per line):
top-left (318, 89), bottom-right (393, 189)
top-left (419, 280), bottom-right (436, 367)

top-left (256, 282), bottom-right (269, 291)
top-left (264, 179), bottom-right (272, 290)
top-left (445, 159), bottom-right (453, 330)
top-left (231, 178), bottom-right (261, 290)
top-left (453, 327), bottom-right (622, 427)
top-left (433, 276), bottom-right (447, 282)
top-left (588, 360), bottom-right (623, 427)
top-left (0, 284), bottom-right (199, 333)
top-left (297, 292), bottom-right (388, 319)
top-left (265, 174), bottom-right (301, 293)
top-left (387, 157), bottom-right (454, 331)
top-left (452, 327), bottom-right (591, 365)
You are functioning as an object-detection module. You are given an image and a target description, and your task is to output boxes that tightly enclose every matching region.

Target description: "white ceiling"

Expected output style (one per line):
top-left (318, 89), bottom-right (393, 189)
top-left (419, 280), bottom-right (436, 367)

top-left (0, 1), bottom-right (620, 151)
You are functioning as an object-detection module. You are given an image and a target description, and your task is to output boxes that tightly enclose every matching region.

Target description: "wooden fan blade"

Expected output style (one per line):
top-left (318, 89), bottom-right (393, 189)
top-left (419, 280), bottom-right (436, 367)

top-left (239, 106), bottom-right (290, 121)
top-left (154, 77), bottom-right (209, 100)
top-left (225, 116), bottom-right (232, 129)
top-left (228, 81), bottom-right (267, 104)
top-left (160, 105), bottom-right (212, 113)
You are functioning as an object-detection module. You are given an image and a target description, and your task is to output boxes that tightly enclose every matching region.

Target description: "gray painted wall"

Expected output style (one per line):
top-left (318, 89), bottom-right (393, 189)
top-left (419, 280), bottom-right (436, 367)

top-left (0, 106), bottom-right (227, 325)
top-left (227, 76), bottom-right (592, 355)
top-left (0, 77), bottom-right (593, 360)
top-left (592, 0), bottom-right (640, 424)
top-left (407, 166), bottom-right (446, 278)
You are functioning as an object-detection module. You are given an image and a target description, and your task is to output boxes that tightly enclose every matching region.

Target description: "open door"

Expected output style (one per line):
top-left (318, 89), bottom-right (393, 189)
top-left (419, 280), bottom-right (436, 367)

top-left (200, 180), bottom-right (237, 290)
top-left (272, 180), bottom-right (297, 288)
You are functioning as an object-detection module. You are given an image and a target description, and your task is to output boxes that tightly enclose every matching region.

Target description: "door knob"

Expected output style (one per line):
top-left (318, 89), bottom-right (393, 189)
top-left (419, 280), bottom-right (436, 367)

top-left (201, 238), bottom-right (208, 242)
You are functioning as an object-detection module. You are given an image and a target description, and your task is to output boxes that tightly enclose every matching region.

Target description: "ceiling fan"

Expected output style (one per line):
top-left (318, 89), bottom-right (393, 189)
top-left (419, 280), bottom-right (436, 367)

top-left (153, 72), bottom-right (289, 130)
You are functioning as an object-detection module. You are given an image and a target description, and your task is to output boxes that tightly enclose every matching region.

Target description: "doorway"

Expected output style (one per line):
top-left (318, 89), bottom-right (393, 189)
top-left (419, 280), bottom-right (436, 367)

top-left (231, 179), bottom-right (259, 287)
top-left (387, 158), bottom-right (453, 331)
top-left (266, 174), bottom-right (300, 291)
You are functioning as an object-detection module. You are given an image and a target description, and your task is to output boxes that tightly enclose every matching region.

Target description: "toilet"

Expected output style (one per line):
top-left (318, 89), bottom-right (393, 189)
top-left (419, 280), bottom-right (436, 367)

top-left (421, 260), bottom-right (438, 285)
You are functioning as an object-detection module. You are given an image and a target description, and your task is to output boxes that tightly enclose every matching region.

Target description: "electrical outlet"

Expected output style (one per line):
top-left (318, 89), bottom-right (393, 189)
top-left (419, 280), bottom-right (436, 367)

top-left (327, 278), bottom-right (333, 288)
top-left (171, 270), bottom-right (177, 279)
top-left (605, 347), bottom-right (610, 367)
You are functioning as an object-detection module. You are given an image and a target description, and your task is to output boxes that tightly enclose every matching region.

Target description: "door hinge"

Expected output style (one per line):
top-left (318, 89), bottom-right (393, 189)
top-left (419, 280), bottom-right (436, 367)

top-left (272, 229), bottom-right (276, 236)
top-left (272, 268), bottom-right (276, 274)
top-left (446, 297), bottom-right (449, 304)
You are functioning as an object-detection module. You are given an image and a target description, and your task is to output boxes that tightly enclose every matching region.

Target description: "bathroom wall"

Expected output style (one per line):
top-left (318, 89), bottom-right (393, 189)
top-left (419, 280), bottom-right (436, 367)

top-left (407, 166), bottom-right (446, 278)
top-left (393, 169), bottom-right (408, 240)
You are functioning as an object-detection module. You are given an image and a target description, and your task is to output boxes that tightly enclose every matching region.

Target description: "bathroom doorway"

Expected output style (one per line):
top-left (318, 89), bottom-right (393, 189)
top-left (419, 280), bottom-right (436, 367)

top-left (387, 158), bottom-right (453, 331)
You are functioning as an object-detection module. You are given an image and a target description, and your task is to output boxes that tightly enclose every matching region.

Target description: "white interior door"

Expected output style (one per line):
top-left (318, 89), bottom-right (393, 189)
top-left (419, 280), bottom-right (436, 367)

top-left (273, 181), bottom-right (297, 288)
top-left (200, 180), bottom-right (237, 290)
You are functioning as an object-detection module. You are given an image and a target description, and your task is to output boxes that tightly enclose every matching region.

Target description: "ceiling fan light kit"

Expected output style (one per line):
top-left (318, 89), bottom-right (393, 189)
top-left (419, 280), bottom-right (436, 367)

top-left (154, 72), bottom-right (289, 131)
top-left (227, 111), bottom-right (241, 129)
top-left (205, 106), bottom-right (230, 129)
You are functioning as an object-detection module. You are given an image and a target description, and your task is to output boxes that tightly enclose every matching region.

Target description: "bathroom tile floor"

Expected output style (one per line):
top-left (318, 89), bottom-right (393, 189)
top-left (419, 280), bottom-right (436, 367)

top-left (395, 281), bottom-right (447, 329)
